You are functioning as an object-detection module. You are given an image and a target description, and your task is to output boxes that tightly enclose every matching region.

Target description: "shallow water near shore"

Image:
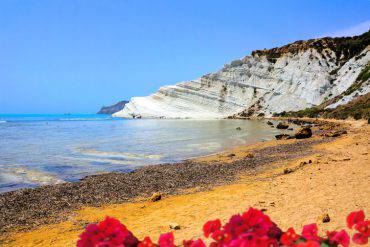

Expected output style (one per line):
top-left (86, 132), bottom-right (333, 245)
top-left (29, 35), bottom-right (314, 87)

top-left (0, 114), bottom-right (287, 193)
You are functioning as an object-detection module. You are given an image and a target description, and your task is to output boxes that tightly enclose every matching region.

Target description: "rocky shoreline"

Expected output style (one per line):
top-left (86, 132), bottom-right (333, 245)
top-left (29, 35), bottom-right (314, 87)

top-left (0, 119), bottom-right (348, 236)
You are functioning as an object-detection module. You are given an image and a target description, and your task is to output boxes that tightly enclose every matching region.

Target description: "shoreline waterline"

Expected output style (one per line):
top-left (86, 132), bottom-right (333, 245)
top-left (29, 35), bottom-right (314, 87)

top-left (0, 115), bottom-right (290, 193)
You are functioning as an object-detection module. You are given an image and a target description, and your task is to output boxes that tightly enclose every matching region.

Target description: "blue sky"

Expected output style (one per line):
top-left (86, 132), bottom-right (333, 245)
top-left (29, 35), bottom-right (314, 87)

top-left (0, 0), bottom-right (369, 114)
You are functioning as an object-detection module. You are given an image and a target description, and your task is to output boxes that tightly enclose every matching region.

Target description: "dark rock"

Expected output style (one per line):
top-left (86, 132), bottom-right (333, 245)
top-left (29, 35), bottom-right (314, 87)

top-left (284, 168), bottom-right (293, 174)
top-left (320, 213), bottom-right (331, 223)
top-left (276, 122), bottom-right (289, 129)
top-left (275, 134), bottom-right (293, 140)
top-left (149, 192), bottom-right (162, 202)
top-left (287, 128), bottom-right (293, 130)
top-left (294, 127), bottom-right (312, 139)
top-left (169, 223), bottom-right (180, 230)
top-left (267, 121), bottom-right (274, 125)
top-left (236, 127), bottom-right (242, 130)
top-left (97, 100), bottom-right (128, 114)
top-left (324, 130), bottom-right (347, 137)
top-left (246, 153), bottom-right (254, 158)
top-left (227, 153), bottom-right (236, 158)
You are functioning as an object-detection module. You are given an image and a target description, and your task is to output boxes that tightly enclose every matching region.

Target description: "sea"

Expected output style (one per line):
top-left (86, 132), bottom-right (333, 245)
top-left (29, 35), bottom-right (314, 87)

top-left (0, 114), bottom-right (287, 193)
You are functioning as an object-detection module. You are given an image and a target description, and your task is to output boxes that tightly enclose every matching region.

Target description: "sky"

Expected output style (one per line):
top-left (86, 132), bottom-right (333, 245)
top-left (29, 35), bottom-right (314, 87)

top-left (0, 0), bottom-right (369, 114)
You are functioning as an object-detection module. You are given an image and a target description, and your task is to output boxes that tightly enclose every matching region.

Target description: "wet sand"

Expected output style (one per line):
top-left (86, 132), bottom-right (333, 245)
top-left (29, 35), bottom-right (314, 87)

top-left (1, 119), bottom-right (369, 246)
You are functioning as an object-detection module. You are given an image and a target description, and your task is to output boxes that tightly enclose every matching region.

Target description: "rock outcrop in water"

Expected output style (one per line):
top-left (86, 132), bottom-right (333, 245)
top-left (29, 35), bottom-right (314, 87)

top-left (114, 31), bottom-right (370, 119)
top-left (97, 100), bottom-right (128, 114)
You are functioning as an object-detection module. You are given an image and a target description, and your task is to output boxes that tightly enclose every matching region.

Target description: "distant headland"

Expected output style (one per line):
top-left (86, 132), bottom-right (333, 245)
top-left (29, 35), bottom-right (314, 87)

top-left (97, 100), bottom-right (128, 114)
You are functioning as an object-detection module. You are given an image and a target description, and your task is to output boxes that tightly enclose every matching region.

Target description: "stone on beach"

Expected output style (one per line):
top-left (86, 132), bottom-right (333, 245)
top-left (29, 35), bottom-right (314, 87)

top-left (149, 192), bottom-right (162, 202)
top-left (319, 213), bottom-right (331, 223)
top-left (294, 127), bottom-right (312, 139)
top-left (275, 134), bottom-right (293, 140)
top-left (169, 223), bottom-right (181, 230)
top-left (246, 153), bottom-right (254, 158)
top-left (283, 168), bottom-right (293, 174)
top-left (276, 122), bottom-right (289, 129)
top-left (324, 130), bottom-right (347, 137)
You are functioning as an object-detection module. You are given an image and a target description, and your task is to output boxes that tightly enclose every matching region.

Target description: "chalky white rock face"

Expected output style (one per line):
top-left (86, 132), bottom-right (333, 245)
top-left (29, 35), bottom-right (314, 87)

top-left (114, 41), bottom-right (370, 119)
top-left (326, 80), bottom-right (370, 109)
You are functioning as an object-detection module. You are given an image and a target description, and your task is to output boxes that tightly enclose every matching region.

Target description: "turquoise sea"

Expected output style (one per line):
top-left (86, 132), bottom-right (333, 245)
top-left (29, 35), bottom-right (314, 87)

top-left (0, 114), bottom-right (286, 193)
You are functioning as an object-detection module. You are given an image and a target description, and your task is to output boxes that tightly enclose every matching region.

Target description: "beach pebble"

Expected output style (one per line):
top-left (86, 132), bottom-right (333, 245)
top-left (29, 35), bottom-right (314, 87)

top-left (323, 130), bottom-right (347, 137)
top-left (236, 127), bottom-right (242, 130)
top-left (169, 223), bottom-right (180, 230)
top-left (149, 192), bottom-right (162, 202)
top-left (319, 213), bottom-right (331, 223)
top-left (275, 134), bottom-right (293, 140)
top-left (246, 153), bottom-right (254, 158)
top-left (283, 168), bottom-right (293, 174)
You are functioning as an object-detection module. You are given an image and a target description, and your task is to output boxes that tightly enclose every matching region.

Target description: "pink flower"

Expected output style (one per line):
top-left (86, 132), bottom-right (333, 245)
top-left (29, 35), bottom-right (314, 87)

top-left (347, 210), bottom-right (365, 229)
top-left (77, 217), bottom-right (138, 247)
top-left (76, 207), bottom-right (370, 247)
top-left (353, 233), bottom-right (368, 245)
top-left (241, 208), bottom-right (274, 236)
top-left (253, 236), bottom-right (279, 247)
top-left (296, 240), bottom-right (321, 247)
top-left (138, 236), bottom-right (156, 247)
top-left (355, 220), bottom-right (370, 236)
top-left (210, 229), bottom-right (232, 244)
top-left (158, 232), bottom-right (174, 247)
top-left (327, 230), bottom-right (350, 247)
top-left (203, 219), bottom-right (222, 238)
top-left (224, 214), bottom-right (245, 237)
top-left (301, 224), bottom-right (321, 241)
top-left (353, 220), bottom-right (370, 245)
top-left (280, 228), bottom-right (300, 246)
top-left (228, 238), bottom-right (249, 247)
top-left (183, 239), bottom-right (206, 247)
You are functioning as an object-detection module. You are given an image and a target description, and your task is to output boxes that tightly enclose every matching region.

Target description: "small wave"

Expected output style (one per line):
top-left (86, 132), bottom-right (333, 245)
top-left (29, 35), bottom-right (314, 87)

top-left (0, 121), bottom-right (6, 123)
top-left (0, 164), bottom-right (64, 186)
top-left (58, 118), bottom-right (113, 121)
top-left (56, 156), bottom-right (144, 167)
top-left (75, 148), bottom-right (162, 160)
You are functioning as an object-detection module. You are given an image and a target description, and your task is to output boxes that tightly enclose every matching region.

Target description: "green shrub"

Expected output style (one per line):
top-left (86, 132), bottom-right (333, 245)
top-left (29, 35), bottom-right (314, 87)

top-left (276, 93), bottom-right (370, 120)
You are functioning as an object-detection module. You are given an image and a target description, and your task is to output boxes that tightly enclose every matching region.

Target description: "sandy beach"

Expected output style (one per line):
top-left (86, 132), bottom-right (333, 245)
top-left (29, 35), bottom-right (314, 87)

top-left (0, 118), bottom-right (369, 246)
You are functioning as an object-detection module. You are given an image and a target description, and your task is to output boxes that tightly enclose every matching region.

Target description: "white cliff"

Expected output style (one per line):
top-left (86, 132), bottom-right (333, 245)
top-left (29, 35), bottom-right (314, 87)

top-left (114, 32), bottom-right (370, 119)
